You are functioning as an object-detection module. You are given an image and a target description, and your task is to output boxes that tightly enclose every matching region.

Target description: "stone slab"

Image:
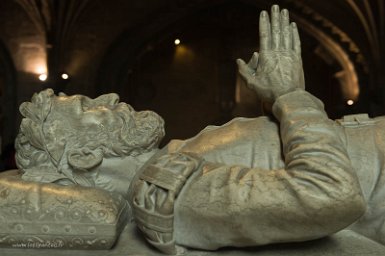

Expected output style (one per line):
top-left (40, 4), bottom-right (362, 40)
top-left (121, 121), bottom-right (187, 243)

top-left (0, 223), bottom-right (384, 256)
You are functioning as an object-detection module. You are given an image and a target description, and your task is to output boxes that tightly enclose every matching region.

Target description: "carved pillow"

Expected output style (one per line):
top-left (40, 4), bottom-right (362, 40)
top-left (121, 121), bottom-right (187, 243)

top-left (0, 172), bottom-right (128, 249)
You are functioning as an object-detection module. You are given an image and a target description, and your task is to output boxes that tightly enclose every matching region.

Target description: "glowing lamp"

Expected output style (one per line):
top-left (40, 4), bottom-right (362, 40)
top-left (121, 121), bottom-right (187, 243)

top-left (38, 73), bottom-right (48, 81)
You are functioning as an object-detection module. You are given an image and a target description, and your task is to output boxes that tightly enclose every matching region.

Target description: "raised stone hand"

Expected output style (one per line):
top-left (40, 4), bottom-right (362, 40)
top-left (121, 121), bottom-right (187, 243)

top-left (237, 5), bottom-right (305, 104)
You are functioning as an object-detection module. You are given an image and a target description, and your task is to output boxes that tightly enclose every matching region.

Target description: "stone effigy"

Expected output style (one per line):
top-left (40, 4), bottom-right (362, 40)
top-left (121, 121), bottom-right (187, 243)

top-left (1, 4), bottom-right (385, 256)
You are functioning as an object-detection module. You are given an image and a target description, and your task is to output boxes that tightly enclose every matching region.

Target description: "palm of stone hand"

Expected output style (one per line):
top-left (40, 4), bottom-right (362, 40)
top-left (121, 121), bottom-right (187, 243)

top-left (237, 6), bottom-right (305, 104)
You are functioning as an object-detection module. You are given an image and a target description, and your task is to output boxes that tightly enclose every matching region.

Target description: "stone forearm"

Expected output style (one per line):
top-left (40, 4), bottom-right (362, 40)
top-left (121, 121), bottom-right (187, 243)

top-left (173, 90), bottom-right (365, 250)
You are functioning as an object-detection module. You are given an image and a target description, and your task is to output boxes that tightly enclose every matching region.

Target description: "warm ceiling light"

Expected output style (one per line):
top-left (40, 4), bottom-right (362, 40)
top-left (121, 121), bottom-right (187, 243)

top-left (347, 100), bottom-right (354, 105)
top-left (38, 73), bottom-right (48, 81)
top-left (61, 73), bottom-right (69, 80)
top-left (174, 39), bottom-right (181, 45)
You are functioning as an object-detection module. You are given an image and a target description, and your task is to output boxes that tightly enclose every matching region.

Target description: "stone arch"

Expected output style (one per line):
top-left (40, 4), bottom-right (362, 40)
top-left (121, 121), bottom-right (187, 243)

top-left (292, 14), bottom-right (360, 102)
top-left (0, 40), bottom-right (17, 151)
top-left (97, 0), bottom-right (361, 118)
top-left (96, 0), bottom-right (264, 95)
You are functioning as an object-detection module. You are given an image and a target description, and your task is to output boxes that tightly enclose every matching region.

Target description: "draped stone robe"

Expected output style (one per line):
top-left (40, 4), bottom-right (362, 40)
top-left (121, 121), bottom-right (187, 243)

top-left (145, 90), bottom-right (368, 250)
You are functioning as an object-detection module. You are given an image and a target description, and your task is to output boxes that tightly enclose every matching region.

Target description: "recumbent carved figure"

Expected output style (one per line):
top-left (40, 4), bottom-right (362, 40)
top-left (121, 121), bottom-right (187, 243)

top-left (1, 4), bottom-right (384, 255)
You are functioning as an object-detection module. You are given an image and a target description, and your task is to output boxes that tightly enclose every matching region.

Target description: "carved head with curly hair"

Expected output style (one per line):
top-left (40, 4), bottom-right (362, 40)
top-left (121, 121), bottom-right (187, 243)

top-left (15, 89), bottom-right (165, 193)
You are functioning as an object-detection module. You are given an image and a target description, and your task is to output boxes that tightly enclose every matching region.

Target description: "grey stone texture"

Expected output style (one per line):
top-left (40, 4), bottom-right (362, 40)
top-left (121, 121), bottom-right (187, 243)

top-left (0, 4), bottom-right (384, 255)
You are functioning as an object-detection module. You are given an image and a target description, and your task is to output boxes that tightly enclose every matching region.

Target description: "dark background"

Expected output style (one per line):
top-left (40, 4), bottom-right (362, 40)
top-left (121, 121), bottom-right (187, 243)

top-left (0, 0), bottom-right (384, 160)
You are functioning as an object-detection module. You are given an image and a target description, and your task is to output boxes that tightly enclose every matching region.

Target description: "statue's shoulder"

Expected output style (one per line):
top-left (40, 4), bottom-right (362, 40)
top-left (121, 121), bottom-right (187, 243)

top-left (196, 116), bottom-right (278, 138)
top-left (168, 116), bottom-right (279, 150)
top-left (166, 116), bottom-right (282, 166)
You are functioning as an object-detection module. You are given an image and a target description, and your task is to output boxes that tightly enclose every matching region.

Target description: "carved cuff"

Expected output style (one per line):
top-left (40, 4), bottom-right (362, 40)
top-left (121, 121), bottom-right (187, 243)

top-left (131, 152), bottom-right (202, 254)
top-left (272, 89), bottom-right (325, 121)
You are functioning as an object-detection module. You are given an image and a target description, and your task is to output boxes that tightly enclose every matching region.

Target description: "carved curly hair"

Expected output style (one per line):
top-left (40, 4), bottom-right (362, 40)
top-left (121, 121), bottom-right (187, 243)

top-left (15, 89), bottom-right (165, 186)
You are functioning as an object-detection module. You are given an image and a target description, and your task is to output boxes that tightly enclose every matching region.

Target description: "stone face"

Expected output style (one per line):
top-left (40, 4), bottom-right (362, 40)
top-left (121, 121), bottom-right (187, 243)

top-left (15, 88), bottom-right (164, 194)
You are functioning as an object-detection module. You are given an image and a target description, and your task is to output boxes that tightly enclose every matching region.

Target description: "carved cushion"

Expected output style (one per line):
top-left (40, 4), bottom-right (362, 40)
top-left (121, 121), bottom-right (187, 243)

top-left (0, 170), bottom-right (128, 249)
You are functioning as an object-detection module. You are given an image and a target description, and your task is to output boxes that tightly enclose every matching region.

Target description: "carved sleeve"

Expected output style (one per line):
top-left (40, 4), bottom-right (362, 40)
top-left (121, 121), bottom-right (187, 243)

top-left (173, 90), bottom-right (366, 250)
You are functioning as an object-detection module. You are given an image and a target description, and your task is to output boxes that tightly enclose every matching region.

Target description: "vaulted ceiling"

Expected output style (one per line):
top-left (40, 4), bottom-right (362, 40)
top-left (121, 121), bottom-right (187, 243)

top-left (0, 0), bottom-right (384, 146)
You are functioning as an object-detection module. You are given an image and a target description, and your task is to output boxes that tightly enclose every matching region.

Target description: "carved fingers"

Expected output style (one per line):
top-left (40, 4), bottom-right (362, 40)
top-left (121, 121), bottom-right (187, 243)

top-left (131, 152), bottom-right (202, 254)
top-left (237, 58), bottom-right (255, 90)
top-left (259, 5), bottom-right (299, 53)
top-left (236, 51), bottom-right (259, 84)
top-left (248, 52), bottom-right (259, 70)
top-left (271, 5), bottom-right (281, 50)
top-left (144, 183), bottom-right (156, 211)
top-left (144, 184), bottom-right (174, 216)
top-left (237, 5), bottom-right (305, 103)
top-left (259, 10), bottom-right (271, 50)
top-left (292, 22), bottom-right (301, 54)
top-left (281, 9), bottom-right (291, 50)
top-left (133, 180), bottom-right (174, 216)
top-left (133, 180), bottom-right (174, 244)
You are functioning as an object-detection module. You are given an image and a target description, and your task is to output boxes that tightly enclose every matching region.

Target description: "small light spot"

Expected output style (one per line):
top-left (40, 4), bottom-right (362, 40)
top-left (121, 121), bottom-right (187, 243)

top-left (347, 100), bottom-right (354, 105)
top-left (39, 73), bottom-right (48, 81)
top-left (61, 73), bottom-right (69, 80)
top-left (174, 39), bottom-right (181, 45)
